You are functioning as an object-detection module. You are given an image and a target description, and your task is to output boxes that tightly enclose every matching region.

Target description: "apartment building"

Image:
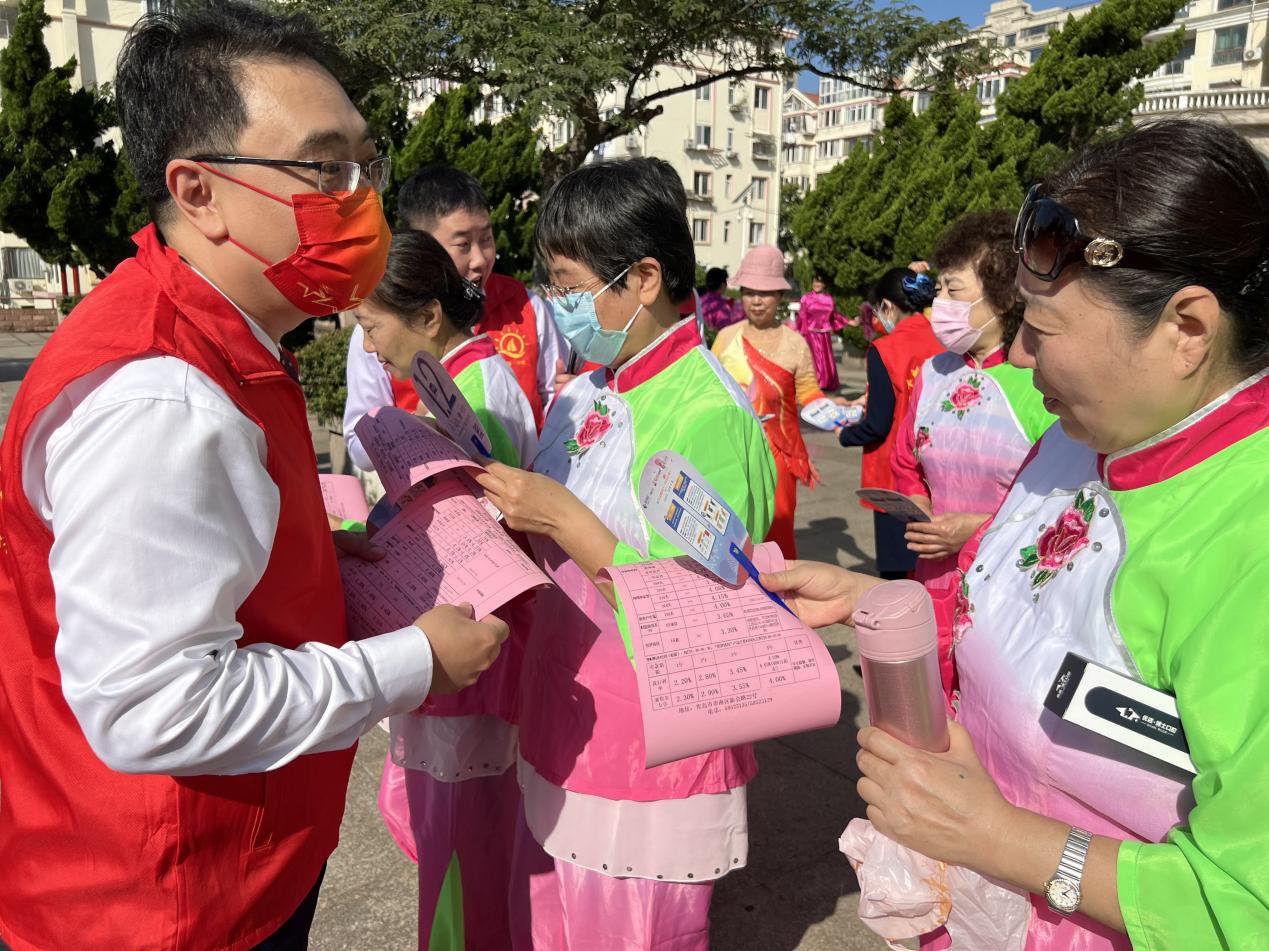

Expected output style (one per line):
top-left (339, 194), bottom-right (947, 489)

top-left (0, 0), bottom-right (149, 301)
top-left (557, 60), bottom-right (785, 275)
top-left (780, 0), bottom-right (1269, 196)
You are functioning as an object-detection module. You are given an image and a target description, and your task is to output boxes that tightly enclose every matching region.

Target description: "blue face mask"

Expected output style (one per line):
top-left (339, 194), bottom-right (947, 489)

top-left (549, 265), bottom-right (644, 367)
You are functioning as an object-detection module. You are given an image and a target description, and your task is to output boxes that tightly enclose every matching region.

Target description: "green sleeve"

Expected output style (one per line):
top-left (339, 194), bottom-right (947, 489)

top-left (610, 404), bottom-right (777, 664)
top-left (986, 363), bottom-right (1056, 444)
top-left (1116, 554), bottom-right (1269, 947)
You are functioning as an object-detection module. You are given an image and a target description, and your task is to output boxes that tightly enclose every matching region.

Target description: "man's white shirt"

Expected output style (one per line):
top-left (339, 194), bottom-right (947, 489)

top-left (22, 278), bottom-right (433, 776)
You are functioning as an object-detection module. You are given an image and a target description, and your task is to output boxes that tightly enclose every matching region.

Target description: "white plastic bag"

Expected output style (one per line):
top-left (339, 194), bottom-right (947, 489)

top-left (839, 818), bottom-right (1030, 950)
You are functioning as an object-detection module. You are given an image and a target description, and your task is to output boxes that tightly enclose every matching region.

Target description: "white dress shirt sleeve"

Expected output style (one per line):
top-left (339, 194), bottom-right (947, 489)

top-left (531, 291), bottom-right (567, 412)
top-left (342, 323), bottom-right (395, 471)
top-left (27, 355), bottom-right (433, 776)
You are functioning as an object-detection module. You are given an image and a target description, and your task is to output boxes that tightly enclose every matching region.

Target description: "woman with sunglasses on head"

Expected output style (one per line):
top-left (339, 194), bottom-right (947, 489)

top-left (473, 158), bottom-right (776, 949)
top-left (353, 229), bottom-right (538, 950)
top-left (712, 245), bottom-right (849, 559)
top-left (762, 118), bottom-right (1269, 947)
top-left (838, 268), bottom-right (942, 579)
top-left (891, 213), bottom-right (1055, 699)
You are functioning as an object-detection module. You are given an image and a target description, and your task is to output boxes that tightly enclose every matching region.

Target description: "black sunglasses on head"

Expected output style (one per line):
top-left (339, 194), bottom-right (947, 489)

top-left (1013, 184), bottom-right (1153, 281)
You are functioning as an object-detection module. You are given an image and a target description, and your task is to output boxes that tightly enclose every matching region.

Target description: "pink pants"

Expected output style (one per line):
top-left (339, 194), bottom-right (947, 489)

top-left (508, 806), bottom-right (714, 950)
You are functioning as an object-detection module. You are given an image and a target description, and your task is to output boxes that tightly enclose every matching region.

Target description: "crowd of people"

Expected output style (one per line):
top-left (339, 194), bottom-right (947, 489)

top-left (0, 2), bottom-right (1265, 951)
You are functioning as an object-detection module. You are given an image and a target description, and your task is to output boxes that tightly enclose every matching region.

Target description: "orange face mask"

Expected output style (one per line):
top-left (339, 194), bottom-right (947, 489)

top-left (200, 163), bottom-right (391, 317)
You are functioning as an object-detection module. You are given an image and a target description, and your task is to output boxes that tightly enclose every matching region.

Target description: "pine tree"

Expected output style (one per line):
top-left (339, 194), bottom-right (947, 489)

top-left (392, 84), bottom-right (543, 281)
top-left (789, 0), bottom-right (1188, 300)
top-left (0, 0), bottom-right (146, 275)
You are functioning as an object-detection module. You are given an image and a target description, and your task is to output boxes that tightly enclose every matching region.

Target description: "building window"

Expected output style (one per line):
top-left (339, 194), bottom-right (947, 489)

top-left (696, 81), bottom-right (712, 101)
top-left (753, 86), bottom-right (770, 110)
top-left (725, 173), bottom-right (733, 197)
top-left (1004, 33), bottom-right (1016, 47)
top-left (727, 127), bottom-right (735, 149)
top-left (693, 171), bottom-right (712, 197)
top-left (695, 124), bottom-right (712, 147)
top-left (748, 222), bottom-right (766, 245)
top-left (1162, 37), bottom-right (1196, 75)
top-left (1217, 0), bottom-right (1250, 9)
top-left (723, 220), bottom-right (731, 243)
top-left (692, 217), bottom-right (711, 243)
top-left (1021, 23), bottom-right (1051, 39)
top-left (752, 177), bottom-right (768, 200)
top-left (1029, 47), bottom-right (1044, 64)
top-left (1213, 25), bottom-right (1248, 66)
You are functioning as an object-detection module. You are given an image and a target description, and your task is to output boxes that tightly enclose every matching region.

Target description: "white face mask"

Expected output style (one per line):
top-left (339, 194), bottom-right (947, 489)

top-left (877, 303), bottom-right (898, 334)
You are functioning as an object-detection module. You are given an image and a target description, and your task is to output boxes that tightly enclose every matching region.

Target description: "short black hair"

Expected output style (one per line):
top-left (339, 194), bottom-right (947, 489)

top-left (535, 157), bottom-right (695, 303)
top-left (368, 230), bottom-right (484, 332)
top-left (1042, 118), bottom-right (1269, 374)
top-left (870, 267), bottom-right (935, 314)
top-left (397, 166), bottom-right (490, 229)
top-left (934, 211), bottom-right (1024, 348)
top-left (115, 0), bottom-right (333, 223)
top-left (705, 267), bottom-right (728, 292)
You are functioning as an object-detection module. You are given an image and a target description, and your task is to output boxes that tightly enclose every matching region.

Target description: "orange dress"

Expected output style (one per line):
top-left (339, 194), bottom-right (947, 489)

top-left (713, 322), bottom-right (824, 558)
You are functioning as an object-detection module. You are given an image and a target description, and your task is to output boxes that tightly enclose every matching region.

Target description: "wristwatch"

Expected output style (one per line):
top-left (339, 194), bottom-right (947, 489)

top-left (1044, 827), bottom-right (1093, 916)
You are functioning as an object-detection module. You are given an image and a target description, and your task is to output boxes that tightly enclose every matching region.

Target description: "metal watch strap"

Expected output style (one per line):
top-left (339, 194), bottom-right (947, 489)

top-left (1054, 827), bottom-right (1093, 886)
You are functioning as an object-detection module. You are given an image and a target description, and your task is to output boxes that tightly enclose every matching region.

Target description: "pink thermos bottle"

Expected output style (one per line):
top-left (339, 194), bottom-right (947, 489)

top-left (851, 580), bottom-right (950, 753)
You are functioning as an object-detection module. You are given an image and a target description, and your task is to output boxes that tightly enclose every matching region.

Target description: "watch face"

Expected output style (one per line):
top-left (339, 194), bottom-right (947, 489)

top-left (1046, 878), bottom-right (1081, 914)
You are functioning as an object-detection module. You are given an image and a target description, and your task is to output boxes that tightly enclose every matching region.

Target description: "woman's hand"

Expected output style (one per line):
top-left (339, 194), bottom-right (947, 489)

top-left (905, 512), bottom-right (985, 560)
top-left (474, 462), bottom-right (581, 538)
top-left (332, 529), bottom-right (384, 562)
top-left (830, 395), bottom-right (851, 407)
top-left (856, 720), bottom-right (1016, 871)
top-left (760, 560), bottom-right (883, 628)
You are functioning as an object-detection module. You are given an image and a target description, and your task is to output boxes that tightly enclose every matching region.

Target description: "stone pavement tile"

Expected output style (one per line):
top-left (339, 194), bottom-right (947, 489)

top-left (311, 730), bottom-right (417, 951)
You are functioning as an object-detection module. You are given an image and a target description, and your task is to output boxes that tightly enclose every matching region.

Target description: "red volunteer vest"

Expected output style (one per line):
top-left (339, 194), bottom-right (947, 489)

top-left (0, 225), bottom-right (355, 951)
top-left (861, 314), bottom-right (941, 499)
top-left (480, 272), bottom-right (543, 426)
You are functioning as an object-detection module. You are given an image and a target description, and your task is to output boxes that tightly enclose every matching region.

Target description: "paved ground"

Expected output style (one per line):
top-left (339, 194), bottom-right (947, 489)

top-left (0, 335), bottom-right (886, 950)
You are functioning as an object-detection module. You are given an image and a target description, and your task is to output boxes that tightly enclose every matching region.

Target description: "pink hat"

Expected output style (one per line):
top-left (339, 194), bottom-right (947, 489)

top-left (731, 244), bottom-right (791, 292)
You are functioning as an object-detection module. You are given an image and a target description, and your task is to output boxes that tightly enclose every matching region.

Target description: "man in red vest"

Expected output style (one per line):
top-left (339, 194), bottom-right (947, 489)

top-left (343, 167), bottom-right (565, 469)
top-left (0, 4), bottom-right (508, 950)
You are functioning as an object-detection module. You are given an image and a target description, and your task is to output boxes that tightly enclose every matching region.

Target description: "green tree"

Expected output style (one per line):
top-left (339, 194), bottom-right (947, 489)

top-left (0, 0), bottom-right (145, 276)
top-left (791, 0), bottom-right (1187, 299)
top-left (291, 0), bottom-right (986, 186)
top-left (391, 83), bottom-right (543, 281)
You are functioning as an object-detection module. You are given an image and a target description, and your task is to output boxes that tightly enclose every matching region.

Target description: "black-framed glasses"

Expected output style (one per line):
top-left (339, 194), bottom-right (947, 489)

top-left (1013, 184), bottom-right (1151, 281)
top-left (190, 154), bottom-right (392, 195)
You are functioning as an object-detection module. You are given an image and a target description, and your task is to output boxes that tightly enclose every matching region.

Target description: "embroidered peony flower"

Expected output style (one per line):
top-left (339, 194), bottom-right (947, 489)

top-left (564, 399), bottom-right (613, 456)
top-left (576, 410), bottom-right (612, 447)
top-left (951, 576), bottom-right (974, 646)
top-left (914, 426), bottom-right (932, 462)
top-left (939, 375), bottom-right (984, 419)
top-left (1036, 509), bottom-right (1091, 571)
top-left (949, 382), bottom-right (981, 411)
top-left (1016, 490), bottom-right (1098, 591)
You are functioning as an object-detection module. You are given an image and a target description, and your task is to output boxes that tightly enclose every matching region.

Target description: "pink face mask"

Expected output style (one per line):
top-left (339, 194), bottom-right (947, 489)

top-left (931, 295), bottom-right (993, 355)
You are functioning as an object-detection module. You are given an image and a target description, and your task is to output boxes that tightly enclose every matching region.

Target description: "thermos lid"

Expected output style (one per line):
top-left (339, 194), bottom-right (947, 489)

top-left (851, 580), bottom-right (938, 661)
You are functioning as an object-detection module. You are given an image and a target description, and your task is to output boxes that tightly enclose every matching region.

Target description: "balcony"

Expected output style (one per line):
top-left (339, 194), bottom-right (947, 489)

top-left (1134, 86), bottom-right (1269, 115)
top-left (752, 134), bottom-right (777, 163)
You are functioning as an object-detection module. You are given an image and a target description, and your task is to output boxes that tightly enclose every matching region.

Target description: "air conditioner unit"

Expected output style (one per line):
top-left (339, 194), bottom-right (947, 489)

top-left (1244, 46), bottom-right (1263, 63)
top-left (729, 101), bottom-right (747, 114)
top-left (724, 148), bottom-right (739, 160)
top-left (9, 279), bottom-right (32, 295)
top-left (624, 134), bottom-right (641, 150)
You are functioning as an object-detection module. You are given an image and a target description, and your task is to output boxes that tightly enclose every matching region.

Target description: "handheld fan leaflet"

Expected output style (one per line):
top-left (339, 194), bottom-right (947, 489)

top-left (411, 349), bottom-right (493, 461)
top-left (638, 450), bottom-right (793, 613)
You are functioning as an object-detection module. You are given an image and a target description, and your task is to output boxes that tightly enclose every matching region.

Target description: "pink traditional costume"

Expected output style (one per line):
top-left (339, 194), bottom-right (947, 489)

top-left (891, 347), bottom-right (1053, 697)
top-left (513, 318), bottom-right (776, 949)
top-left (794, 290), bottom-right (849, 391)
